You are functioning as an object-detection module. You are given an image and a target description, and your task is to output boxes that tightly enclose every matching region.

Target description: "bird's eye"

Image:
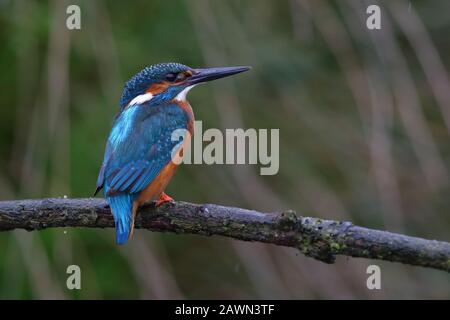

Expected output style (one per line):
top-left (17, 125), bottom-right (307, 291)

top-left (165, 73), bottom-right (177, 82)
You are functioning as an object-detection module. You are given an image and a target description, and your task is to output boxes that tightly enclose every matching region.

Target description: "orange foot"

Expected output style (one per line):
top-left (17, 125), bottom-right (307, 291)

top-left (155, 192), bottom-right (174, 207)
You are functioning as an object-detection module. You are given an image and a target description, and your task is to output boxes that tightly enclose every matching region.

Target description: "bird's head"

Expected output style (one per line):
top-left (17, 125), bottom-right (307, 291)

top-left (119, 62), bottom-right (250, 110)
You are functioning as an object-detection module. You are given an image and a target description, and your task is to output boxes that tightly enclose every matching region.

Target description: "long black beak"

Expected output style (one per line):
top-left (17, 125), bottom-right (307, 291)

top-left (188, 66), bottom-right (251, 85)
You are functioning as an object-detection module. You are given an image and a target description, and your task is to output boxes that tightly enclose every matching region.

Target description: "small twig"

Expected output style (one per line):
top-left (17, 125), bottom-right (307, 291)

top-left (0, 198), bottom-right (449, 272)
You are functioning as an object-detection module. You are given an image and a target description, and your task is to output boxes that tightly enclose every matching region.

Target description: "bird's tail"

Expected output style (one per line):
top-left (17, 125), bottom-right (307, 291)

top-left (107, 194), bottom-right (136, 245)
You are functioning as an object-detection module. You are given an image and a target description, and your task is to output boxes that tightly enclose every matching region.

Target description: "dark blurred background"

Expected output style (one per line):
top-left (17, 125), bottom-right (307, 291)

top-left (0, 0), bottom-right (449, 299)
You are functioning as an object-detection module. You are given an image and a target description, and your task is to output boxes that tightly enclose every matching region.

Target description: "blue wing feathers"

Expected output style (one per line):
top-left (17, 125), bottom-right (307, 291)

top-left (109, 163), bottom-right (137, 189)
top-left (129, 166), bottom-right (162, 193)
top-left (103, 103), bottom-right (188, 195)
top-left (119, 166), bottom-right (145, 190)
top-left (97, 102), bottom-right (189, 244)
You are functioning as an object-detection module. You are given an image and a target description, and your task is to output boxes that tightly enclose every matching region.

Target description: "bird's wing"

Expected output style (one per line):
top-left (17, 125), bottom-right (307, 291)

top-left (94, 142), bottom-right (112, 195)
top-left (96, 103), bottom-right (189, 196)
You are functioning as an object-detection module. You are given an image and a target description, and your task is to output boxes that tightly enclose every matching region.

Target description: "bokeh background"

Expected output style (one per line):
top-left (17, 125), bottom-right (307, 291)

top-left (0, 0), bottom-right (449, 299)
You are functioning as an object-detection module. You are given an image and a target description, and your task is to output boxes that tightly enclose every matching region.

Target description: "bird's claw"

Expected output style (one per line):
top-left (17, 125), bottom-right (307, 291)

top-left (154, 192), bottom-right (174, 207)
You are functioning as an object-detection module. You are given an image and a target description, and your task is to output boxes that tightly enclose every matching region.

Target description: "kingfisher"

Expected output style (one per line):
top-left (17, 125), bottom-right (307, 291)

top-left (95, 62), bottom-right (250, 244)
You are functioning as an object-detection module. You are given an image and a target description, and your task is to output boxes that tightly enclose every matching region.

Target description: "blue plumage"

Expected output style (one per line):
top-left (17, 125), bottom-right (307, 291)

top-left (119, 63), bottom-right (188, 110)
top-left (96, 62), bottom-right (250, 245)
top-left (97, 101), bottom-right (190, 244)
top-left (107, 193), bottom-right (136, 244)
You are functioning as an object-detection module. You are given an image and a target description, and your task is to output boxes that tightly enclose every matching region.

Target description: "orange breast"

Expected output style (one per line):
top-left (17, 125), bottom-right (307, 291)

top-left (176, 100), bottom-right (194, 135)
top-left (136, 161), bottom-right (178, 205)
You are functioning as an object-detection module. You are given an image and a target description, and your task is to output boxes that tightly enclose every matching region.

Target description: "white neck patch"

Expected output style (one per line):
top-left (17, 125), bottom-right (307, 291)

top-left (175, 85), bottom-right (196, 102)
top-left (127, 92), bottom-right (154, 107)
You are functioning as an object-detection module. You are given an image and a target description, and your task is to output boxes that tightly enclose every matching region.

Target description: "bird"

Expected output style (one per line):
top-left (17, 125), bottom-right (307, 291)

top-left (95, 62), bottom-right (250, 245)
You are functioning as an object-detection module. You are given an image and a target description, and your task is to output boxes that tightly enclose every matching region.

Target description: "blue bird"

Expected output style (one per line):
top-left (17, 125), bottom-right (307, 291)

top-left (95, 62), bottom-right (250, 244)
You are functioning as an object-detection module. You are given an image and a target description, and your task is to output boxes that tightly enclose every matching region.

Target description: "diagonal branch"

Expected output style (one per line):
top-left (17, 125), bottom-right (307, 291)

top-left (0, 198), bottom-right (449, 273)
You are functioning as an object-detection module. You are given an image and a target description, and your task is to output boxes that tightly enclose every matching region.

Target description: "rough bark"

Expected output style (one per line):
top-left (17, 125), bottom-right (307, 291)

top-left (0, 198), bottom-right (449, 272)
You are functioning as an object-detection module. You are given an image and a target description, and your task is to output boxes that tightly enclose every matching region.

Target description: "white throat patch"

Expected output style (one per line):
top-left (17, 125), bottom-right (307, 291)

top-left (175, 85), bottom-right (196, 102)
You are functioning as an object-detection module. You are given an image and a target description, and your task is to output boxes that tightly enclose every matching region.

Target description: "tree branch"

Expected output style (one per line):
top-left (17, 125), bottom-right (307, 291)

top-left (0, 198), bottom-right (449, 272)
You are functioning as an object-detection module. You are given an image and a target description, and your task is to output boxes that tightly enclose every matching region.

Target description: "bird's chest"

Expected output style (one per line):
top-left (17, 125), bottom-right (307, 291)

top-left (175, 100), bottom-right (195, 135)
